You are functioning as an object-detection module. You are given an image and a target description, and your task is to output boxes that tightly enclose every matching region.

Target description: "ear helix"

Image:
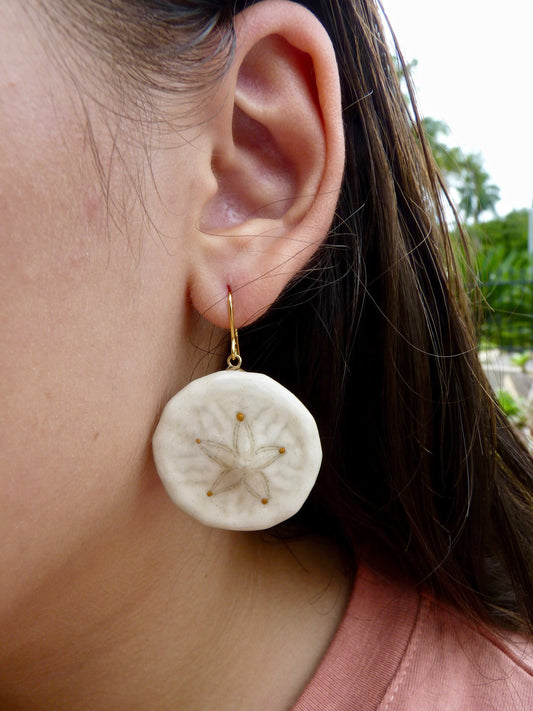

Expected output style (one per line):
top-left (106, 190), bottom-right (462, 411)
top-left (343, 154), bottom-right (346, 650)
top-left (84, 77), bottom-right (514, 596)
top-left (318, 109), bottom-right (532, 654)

top-left (152, 288), bottom-right (322, 531)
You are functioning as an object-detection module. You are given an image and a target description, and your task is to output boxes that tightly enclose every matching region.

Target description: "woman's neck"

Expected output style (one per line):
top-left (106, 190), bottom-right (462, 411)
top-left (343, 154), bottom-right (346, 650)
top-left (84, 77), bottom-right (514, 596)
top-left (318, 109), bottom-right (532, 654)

top-left (0, 474), bottom-right (351, 710)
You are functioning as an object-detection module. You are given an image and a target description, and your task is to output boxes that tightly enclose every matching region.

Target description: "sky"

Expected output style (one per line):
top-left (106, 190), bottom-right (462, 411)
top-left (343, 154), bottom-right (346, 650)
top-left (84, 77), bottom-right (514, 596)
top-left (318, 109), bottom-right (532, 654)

top-left (383, 0), bottom-right (532, 216)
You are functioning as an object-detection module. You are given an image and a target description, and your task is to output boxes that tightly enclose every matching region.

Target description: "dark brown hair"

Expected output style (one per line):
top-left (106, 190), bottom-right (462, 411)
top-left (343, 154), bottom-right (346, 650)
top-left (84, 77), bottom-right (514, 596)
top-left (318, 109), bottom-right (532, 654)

top-left (44, 0), bottom-right (533, 633)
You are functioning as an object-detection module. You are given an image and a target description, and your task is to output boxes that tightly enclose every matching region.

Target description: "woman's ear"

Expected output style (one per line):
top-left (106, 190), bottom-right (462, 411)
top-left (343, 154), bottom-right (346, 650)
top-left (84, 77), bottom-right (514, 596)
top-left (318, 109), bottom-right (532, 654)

top-left (188, 0), bottom-right (344, 328)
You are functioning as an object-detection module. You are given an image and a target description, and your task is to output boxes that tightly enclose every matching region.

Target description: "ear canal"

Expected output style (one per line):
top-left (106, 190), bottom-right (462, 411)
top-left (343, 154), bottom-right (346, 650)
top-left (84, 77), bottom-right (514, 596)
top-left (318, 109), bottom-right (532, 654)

top-left (202, 105), bottom-right (297, 229)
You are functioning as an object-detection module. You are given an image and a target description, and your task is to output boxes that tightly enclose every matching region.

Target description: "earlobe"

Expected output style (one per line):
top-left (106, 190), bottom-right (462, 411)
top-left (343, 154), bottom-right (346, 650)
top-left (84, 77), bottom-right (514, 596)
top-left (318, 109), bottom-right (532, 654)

top-left (189, 0), bottom-right (344, 328)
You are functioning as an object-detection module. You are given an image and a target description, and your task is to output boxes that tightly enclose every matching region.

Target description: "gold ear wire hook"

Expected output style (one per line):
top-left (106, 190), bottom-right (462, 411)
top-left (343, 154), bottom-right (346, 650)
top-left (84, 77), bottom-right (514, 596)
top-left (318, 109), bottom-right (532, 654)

top-left (227, 288), bottom-right (242, 370)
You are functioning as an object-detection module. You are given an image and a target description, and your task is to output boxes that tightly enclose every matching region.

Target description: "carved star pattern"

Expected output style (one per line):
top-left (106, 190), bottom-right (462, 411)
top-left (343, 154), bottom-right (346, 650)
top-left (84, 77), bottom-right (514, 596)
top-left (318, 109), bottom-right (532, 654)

top-left (195, 412), bottom-right (286, 505)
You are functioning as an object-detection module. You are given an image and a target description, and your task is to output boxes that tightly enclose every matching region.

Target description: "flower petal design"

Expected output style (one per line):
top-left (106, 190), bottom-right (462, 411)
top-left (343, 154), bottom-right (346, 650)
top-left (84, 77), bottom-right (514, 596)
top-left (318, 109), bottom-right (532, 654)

top-left (251, 446), bottom-right (285, 469)
top-left (243, 469), bottom-right (271, 503)
top-left (197, 441), bottom-right (238, 469)
top-left (233, 416), bottom-right (254, 459)
top-left (197, 411), bottom-right (286, 506)
top-left (208, 468), bottom-right (243, 496)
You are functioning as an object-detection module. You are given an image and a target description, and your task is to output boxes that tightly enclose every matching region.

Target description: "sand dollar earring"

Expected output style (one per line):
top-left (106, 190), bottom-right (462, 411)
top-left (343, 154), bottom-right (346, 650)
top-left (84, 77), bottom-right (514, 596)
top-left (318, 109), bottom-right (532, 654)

top-left (152, 289), bottom-right (322, 531)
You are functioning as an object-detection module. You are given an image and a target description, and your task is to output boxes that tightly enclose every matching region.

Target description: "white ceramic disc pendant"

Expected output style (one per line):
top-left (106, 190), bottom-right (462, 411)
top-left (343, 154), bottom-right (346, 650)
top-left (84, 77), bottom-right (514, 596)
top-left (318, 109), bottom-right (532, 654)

top-left (152, 370), bottom-right (322, 531)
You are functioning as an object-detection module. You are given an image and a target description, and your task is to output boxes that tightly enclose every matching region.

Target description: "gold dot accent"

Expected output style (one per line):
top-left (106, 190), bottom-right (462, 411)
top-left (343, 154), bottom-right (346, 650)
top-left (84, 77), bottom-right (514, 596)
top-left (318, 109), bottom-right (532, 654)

top-left (236, 412), bottom-right (245, 421)
top-left (207, 491), bottom-right (213, 497)
top-left (261, 498), bottom-right (269, 505)
top-left (279, 447), bottom-right (285, 454)
top-left (196, 438), bottom-right (201, 444)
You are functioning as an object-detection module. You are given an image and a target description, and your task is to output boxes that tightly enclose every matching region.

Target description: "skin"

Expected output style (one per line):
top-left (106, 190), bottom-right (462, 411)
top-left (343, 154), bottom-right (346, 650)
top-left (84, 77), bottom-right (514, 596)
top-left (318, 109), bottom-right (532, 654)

top-left (0, 1), bottom-right (348, 708)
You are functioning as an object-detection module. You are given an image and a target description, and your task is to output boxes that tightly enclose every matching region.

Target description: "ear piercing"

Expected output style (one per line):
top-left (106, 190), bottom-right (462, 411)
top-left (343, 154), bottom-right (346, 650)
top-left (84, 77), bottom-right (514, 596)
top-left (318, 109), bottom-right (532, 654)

top-left (152, 289), bottom-right (322, 531)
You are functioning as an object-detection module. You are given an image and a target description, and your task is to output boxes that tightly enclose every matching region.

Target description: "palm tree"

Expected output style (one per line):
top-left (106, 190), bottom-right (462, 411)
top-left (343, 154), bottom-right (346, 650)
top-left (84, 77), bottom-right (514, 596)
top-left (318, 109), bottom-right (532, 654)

top-left (457, 153), bottom-right (500, 223)
top-left (421, 117), bottom-right (463, 177)
top-left (394, 58), bottom-right (500, 224)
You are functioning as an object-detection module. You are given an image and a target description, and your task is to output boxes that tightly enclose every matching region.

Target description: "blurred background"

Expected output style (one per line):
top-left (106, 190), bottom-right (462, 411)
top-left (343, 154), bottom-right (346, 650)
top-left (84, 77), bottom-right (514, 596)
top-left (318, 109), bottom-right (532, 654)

top-left (385, 0), bottom-right (533, 444)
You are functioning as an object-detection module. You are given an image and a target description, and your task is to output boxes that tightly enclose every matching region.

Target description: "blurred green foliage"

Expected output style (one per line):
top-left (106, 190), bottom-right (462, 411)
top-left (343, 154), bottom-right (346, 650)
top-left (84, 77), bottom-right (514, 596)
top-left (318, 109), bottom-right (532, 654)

top-left (395, 57), bottom-right (532, 348)
top-left (496, 389), bottom-right (526, 425)
top-left (511, 351), bottom-right (533, 373)
top-left (466, 210), bottom-right (533, 348)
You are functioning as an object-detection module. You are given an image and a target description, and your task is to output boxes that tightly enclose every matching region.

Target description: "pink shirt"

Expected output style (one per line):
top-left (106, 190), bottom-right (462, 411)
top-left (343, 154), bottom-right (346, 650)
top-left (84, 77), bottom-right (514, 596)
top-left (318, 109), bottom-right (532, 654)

top-left (293, 564), bottom-right (533, 710)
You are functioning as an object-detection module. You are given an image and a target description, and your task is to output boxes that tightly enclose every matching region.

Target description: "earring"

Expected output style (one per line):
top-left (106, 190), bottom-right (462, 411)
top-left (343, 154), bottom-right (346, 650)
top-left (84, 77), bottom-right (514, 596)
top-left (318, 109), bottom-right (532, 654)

top-left (152, 289), bottom-right (322, 531)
